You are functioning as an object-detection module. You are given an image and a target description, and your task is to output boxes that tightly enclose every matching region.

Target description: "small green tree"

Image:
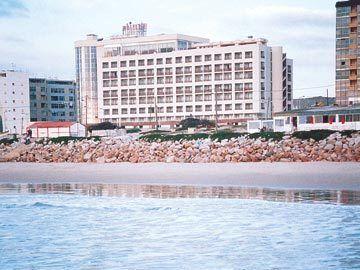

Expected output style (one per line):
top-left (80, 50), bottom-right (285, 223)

top-left (179, 118), bottom-right (215, 129)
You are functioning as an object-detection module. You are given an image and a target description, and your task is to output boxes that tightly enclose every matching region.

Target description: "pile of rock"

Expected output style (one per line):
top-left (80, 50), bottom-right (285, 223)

top-left (1, 132), bottom-right (359, 163)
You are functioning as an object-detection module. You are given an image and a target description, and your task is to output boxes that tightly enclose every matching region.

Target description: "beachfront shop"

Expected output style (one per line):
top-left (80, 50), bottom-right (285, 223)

top-left (247, 105), bottom-right (360, 133)
top-left (27, 121), bottom-right (86, 138)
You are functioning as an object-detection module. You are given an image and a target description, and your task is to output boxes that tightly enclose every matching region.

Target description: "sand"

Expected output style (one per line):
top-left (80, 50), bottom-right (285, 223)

top-left (0, 162), bottom-right (359, 191)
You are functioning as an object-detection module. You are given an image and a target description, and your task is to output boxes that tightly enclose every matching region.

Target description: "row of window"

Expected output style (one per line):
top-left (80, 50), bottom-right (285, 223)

top-left (115, 92), bottom-right (255, 105)
top-left (108, 73), bottom-right (258, 87)
top-left (104, 62), bottom-right (255, 79)
top-left (103, 103), bottom-right (255, 115)
top-left (104, 83), bottom-right (255, 97)
top-left (102, 51), bottom-right (257, 69)
top-left (299, 114), bottom-right (360, 124)
top-left (102, 113), bottom-right (260, 123)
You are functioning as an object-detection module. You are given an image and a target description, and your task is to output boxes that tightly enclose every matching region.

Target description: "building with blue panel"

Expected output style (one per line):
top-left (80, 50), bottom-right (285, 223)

top-left (29, 78), bottom-right (77, 122)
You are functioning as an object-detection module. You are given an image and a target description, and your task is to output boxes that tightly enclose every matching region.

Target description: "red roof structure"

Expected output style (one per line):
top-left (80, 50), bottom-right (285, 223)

top-left (28, 121), bottom-right (75, 129)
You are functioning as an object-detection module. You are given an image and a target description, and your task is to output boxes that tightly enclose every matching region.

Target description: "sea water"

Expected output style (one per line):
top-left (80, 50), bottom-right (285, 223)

top-left (0, 185), bottom-right (359, 270)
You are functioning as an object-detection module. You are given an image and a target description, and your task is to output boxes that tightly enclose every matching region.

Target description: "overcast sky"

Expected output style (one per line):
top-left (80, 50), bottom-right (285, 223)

top-left (0, 0), bottom-right (338, 98)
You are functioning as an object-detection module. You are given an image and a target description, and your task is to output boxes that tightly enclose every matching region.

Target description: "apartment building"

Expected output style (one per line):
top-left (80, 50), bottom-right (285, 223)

top-left (336, 0), bottom-right (360, 106)
top-left (75, 26), bottom-right (293, 128)
top-left (0, 71), bottom-right (30, 134)
top-left (29, 78), bottom-right (77, 122)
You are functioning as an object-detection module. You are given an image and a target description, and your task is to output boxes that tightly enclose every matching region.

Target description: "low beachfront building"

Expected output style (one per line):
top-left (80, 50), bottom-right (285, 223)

top-left (247, 105), bottom-right (360, 133)
top-left (75, 24), bottom-right (293, 128)
top-left (28, 121), bottom-right (86, 138)
top-left (0, 70), bottom-right (30, 135)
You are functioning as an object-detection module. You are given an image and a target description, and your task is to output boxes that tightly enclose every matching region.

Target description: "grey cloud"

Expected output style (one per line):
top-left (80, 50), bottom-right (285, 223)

top-left (0, 0), bottom-right (28, 18)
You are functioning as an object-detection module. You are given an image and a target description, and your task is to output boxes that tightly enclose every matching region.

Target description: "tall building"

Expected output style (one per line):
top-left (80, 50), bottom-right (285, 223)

top-left (29, 78), bottom-right (77, 122)
top-left (336, 0), bottom-right (360, 106)
top-left (75, 24), bottom-right (293, 128)
top-left (0, 71), bottom-right (30, 134)
top-left (75, 34), bottom-right (99, 125)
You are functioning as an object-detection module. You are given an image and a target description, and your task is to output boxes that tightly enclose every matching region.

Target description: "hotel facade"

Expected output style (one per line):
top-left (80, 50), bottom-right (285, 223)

top-left (75, 26), bottom-right (293, 128)
top-left (336, 0), bottom-right (360, 106)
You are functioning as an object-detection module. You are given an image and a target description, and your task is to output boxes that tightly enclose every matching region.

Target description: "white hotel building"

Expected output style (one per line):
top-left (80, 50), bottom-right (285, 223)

top-left (75, 28), bottom-right (293, 128)
top-left (0, 71), bottom-right (30, 134)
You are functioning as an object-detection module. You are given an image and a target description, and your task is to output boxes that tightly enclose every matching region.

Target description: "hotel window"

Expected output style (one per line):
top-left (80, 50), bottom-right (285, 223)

top-left (261, 62), bottom-right (265, 70)
top-left (176, 106), bottom-right (183, 112)
top-left (204, 94), bottom-right (212, 101)
top-left (185, 95), bottom-right (193, 102)
top-left (121, 71), bottom-right (127, 78)
top-left (215, 54), bottom-right (222, 60)
top-left (244, 83), bottom-right (253, 90)
top-left (261, 103), bottom-right (265, 110)
top-left (225, 104), bottom-right (232, 111)
top-left (130, 108), bottom-right (137, 114)
top-left (103, 80), bottom-right (110, 87)
top-left (186, 106), bottom-right (193, 112)
top-left (235, 92), bottom-right (243, 100)
top-left (244, 71), bottom-right (253, 79)
top-left (245, 103), bottom-right (253, 110)
top-left (104, 109), bottom-right (110, 115)
top-left (120, 61), bottom-right (127, 67)
top-left (235, 72), bottom-right (244, 80)
top-left (166, 58), bottom-right (172, 64)
top-left (111, 90), bottom-right (118, 97)
top-left (166, 107), bottom-right (173, 113)
top-left (112, 109), bottom-right (118, 115)
top-left (235, 52), bottom-right (242, 59)
top-left (224, 73), bottom-right (232, 80)
top-left (176, 96), bottom-right (184, 102)
top-left (111, 61), bottom-right (117, 68)
top-left (185, 75), bottom-right (192, 82)
top-left (205, 105), bottom-right (212, 111)
top-left (244, 62), bottom-right (252, 69)
top-left (175, 57), bottom-right (182, 63)
top-left (147, 59), bottom-right (154, 65)
top-left (260, 67), bottom-right (268, 77)
top-left (157, 58), bottom-right (163, 65)
top-left (261, 51), bottom-right (265, 58)
top-left (195, 95), bottom-right (203, 101)
top-left (138, 60), bottom-right (145, 66)
top-left (195, 55), bottom-right (202, 62)
top-left (129, 60), bottom-right (135, 67)
top-left (103, 99), bottom-right (110, 106)
top-left (185, 56), bottom-right (192, 63)
top-left (244, 92), bottom-right (253, 100)
top-left (205, 54), bottom-right (212, 61)
top-left (139, 108), bottom-right (146, 114)
top-left (225, 53), bottom-right (232, 60)
top-left (195, 105), bottom-right (202, 112)
top-left (245, 51), bottom-right (253, 59)
top-left (102, 62), bottom-right (109, 68)
top-left (235, 103), bottom-right (242, 110)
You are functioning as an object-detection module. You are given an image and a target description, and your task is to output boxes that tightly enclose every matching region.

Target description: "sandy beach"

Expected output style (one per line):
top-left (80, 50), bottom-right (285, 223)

top-left (0, 162), bottom-right (359, 191)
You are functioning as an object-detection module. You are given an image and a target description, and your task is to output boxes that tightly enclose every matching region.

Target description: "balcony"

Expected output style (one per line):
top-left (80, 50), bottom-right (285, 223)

top-left (350, 64), bottom-right (357, 69)
top-left (349, 21), bottom-right (358, 28)
top-left (350, 11), bottom-right (358, 17)
top-left (349, 74), bottom-right (357, 80)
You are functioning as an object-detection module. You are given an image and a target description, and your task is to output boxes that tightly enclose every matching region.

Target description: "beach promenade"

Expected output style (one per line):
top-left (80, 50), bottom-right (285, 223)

top-left (0, 162), bottom-right (359, 191)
